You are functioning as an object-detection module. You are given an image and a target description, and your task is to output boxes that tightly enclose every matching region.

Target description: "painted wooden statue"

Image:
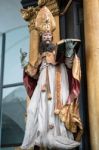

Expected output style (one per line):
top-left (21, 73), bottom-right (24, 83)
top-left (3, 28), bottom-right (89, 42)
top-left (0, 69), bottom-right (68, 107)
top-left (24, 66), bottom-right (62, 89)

top-left (21, 5), bottom-right (83, 150)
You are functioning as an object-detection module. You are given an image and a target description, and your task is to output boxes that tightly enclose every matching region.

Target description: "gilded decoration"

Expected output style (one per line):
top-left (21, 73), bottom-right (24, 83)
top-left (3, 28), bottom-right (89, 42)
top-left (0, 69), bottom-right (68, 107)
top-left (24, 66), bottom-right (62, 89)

top-left (21, 0), bottom-right (59, 31)
top-left (38, 0), bottom-right (59, 16)
top-left (35, 6), bottom-right (56, 34)
top-left (72, 54), bottom-right (81, 81)
top-left (59, 100), bottom-right (83, 141)
top-left (54, 65), bottom-right (63, 114)
top-left (21, 7), bottom-right (39, 31)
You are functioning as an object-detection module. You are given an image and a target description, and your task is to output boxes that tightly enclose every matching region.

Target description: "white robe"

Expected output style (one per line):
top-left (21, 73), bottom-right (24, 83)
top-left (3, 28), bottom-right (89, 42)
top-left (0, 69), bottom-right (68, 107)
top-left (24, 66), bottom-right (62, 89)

top-left (21, 62), bottom-right (80, 150)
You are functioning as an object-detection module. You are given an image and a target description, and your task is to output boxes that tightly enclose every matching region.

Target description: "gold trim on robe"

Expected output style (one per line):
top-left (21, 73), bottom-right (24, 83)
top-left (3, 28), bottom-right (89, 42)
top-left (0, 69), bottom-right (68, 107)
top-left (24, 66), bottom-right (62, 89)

top-left (72, 54), bottom-right (81, 81)
top-left (55, 54), bottom-right (83, 141)
top-left (54, 65), bottom-right (63, 114)
top-left (59, 100), bottom-right (83, 141)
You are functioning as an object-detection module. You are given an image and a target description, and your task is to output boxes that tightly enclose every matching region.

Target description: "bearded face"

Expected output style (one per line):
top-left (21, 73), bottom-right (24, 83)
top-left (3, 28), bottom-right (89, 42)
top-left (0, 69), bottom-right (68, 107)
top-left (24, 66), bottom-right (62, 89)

top-left (40, 32), bottom-right (55, 54)
top-left (42, 32), bottom-right (52, 44)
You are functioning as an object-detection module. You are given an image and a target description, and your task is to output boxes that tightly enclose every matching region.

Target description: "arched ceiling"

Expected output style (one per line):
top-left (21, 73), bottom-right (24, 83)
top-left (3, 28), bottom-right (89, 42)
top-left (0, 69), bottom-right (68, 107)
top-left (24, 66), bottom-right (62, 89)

top-left (0, 0), bottom-right (27, 33)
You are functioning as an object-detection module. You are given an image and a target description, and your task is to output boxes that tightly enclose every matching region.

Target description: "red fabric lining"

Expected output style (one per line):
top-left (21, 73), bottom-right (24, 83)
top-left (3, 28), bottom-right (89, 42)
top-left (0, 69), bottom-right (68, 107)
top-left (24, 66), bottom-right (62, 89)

top-left (67, 68), bottom-right (80, 104)
top-left (23, 70), bottom-right (37, 98)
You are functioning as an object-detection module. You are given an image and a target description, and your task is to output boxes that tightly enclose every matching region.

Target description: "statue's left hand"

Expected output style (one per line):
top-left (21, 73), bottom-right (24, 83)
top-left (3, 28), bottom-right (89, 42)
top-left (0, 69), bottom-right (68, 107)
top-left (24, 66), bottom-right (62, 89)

top-left (65, 55), bottom-right (74, 69)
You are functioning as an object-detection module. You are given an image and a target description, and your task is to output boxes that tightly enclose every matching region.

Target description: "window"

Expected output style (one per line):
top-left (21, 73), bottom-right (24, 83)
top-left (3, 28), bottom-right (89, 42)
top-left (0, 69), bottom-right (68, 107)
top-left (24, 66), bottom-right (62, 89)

top-left (2, 86), bottom-right (27, 147)
top-left (4, 27), bottom-right (29, 85)
top-left (1, 26), bottom-right (29, 148)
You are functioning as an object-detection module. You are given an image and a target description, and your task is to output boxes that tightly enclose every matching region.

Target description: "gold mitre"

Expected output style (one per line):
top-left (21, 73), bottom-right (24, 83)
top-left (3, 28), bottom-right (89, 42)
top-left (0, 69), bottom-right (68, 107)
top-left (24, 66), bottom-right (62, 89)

top-left (35, 6), bottom-right (56, 34)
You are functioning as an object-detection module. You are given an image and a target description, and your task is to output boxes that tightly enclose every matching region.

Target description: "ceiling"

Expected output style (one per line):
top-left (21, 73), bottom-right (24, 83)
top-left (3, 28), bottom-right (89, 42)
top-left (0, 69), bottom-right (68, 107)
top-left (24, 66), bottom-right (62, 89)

top-left (0, 0), bottom-right (27, 33)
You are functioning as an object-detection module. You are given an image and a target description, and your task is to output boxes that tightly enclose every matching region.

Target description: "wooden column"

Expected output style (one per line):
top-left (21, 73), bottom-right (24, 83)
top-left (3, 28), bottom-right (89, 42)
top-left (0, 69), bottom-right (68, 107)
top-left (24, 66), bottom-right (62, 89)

top-left (53, 15), bottom-right (60, 43)
top-left (83, 0), bottom-right (99, 149)
top-left (21, 8), bottom-right (40, 66)
top-left (29, 29), bottom-right (39, 65)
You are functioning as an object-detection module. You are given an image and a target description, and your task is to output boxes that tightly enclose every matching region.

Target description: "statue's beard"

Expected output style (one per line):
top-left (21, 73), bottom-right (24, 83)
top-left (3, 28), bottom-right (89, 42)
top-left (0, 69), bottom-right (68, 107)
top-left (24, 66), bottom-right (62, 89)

top-left (40, 41), bottom-right (56, 53)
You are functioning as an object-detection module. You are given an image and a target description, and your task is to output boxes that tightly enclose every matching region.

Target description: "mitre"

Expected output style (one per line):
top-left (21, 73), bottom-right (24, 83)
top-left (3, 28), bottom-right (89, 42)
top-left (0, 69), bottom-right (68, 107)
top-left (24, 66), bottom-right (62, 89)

top-left (35, 6), bottom-right (56, 34)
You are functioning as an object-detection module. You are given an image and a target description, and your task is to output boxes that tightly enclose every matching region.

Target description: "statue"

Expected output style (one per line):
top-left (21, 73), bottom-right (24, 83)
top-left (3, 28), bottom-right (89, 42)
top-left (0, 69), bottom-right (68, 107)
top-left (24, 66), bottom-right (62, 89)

top-left (21, 5), bottom-right (83, 150)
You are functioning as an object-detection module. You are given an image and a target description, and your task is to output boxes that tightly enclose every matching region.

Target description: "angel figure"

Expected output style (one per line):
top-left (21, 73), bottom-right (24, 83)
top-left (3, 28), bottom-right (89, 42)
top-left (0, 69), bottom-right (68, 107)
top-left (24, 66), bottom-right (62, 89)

top-left (21, 6), bottom-right (83, 150)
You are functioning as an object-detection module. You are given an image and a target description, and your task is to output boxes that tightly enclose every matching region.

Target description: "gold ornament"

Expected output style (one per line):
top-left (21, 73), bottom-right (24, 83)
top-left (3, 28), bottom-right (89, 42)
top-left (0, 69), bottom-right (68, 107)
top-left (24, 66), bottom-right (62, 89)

top-left (35, 6), bottom-right (56, 34)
